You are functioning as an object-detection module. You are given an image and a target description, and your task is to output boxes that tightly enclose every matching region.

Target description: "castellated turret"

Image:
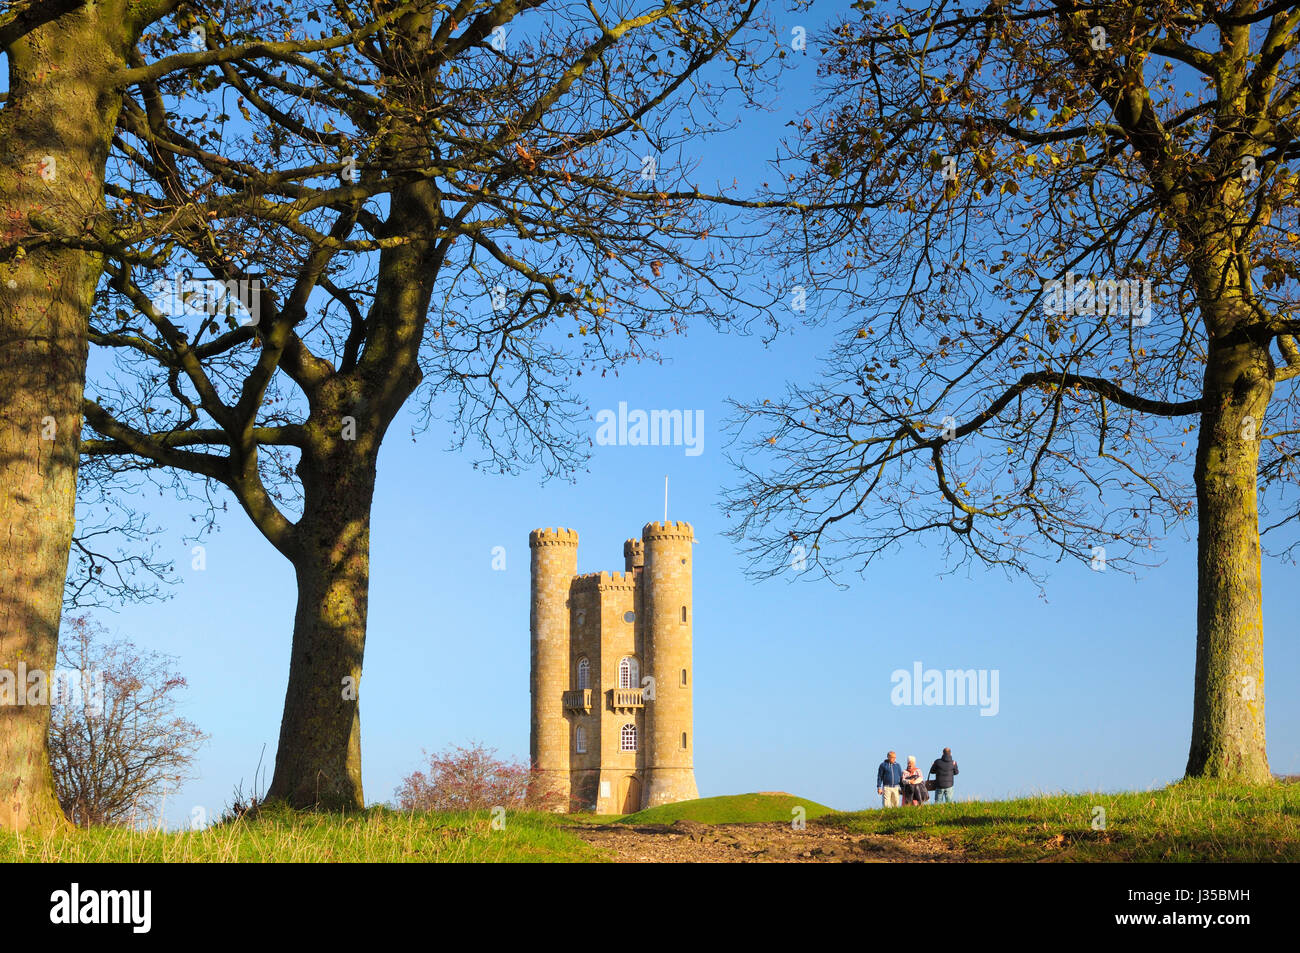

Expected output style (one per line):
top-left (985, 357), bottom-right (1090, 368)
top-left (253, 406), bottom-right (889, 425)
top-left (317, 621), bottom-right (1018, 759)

top-left (529, 521), bottom-right (698, 813)
top-left (623, 538), bottom-right (644, 572)
top-left (529, 528), bottom-right (578, 807)
top-left (641, 521), bottom-right (700, 807)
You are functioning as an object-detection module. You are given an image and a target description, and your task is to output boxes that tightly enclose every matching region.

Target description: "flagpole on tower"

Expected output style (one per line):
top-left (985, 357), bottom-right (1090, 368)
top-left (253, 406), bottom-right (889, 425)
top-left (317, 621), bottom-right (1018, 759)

top-left (664, 475), bottom-right (668, 523)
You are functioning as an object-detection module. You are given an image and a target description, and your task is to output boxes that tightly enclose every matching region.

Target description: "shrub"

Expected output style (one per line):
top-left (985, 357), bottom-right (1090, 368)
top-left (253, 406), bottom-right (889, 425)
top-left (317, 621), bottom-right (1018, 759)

top-left (394, 742), bottom-right (564, 812)
top-left (49, 616), bottom-right (207, 827)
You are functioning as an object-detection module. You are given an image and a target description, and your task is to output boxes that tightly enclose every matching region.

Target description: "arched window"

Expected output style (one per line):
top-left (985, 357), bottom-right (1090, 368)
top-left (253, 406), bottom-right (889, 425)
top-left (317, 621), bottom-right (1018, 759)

top-left (681, 731), bottom-right (688, 750)
top-left (577, 658), bottom-right (590, 690)
top-left (619, 656), bottom-right (639, 689)
top-left (575, 725), bottom-right (587, 753)
top-left (681, 605), bottom-right (687, 623)
top-left (621, 723), bottom-right (638, 751)
top-left (680, 668), bottom-right (688, 687)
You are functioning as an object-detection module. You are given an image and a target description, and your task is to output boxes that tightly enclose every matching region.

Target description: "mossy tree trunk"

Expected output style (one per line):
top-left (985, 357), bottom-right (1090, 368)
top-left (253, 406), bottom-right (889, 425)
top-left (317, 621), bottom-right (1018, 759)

top-left (1187, 329), bottom-right (1273, 782)
top-left (0, 0), bottom-right (175, 832)
top-left (265, 385), bottom-right (380, 810)
top-left (265, 171), bottom-right (435, 810)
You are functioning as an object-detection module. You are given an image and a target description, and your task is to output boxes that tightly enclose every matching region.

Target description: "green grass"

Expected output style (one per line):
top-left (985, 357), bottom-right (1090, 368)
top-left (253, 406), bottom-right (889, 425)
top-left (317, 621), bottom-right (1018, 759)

top-left (818, 778), bottom-right (1300, 861)
top-left (2, 780), bottom-right (1293, 861)
top-left (0, 804), bottom-right (605, 863)
top-left (616, 792), bottom-right (836, 826)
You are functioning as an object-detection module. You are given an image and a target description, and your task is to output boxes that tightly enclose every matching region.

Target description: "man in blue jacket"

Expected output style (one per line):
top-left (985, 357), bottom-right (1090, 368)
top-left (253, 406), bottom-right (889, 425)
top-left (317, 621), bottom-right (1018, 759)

top-left (876, 750), bottom-right (903, 808)
top-left (929, 747), bottom-right (959, 804)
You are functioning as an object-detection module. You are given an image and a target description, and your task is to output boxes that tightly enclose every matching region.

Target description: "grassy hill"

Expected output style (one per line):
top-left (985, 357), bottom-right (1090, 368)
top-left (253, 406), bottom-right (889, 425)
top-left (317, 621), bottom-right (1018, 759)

top-left (1, 779), bottom-right (1294, 862)
top-left (819, 777), bottom-right (1300, 862)
top-left (616, 792), bottom-right (836, 826)
top-left (0, 805), bottom-right (603, 863)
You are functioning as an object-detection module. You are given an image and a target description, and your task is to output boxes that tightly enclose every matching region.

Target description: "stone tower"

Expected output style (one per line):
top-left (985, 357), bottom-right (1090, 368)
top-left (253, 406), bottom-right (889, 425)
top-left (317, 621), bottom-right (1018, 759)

top-left (528, 521), bottom-right (699, 813)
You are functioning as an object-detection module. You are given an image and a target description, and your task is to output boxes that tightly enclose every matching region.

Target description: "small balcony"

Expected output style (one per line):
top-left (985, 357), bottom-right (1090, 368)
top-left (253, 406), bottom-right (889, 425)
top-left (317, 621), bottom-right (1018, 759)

top-left (563, 689), bottom-right (592, 713)
top-left (610, 687), bottom-right (644, 710)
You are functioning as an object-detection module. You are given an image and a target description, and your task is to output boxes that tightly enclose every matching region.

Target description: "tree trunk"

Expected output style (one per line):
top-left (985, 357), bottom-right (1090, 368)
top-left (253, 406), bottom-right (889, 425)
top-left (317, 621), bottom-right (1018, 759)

top-left (265, 400), bottom-right (381, 810)
top-left (0, 4), bottom-right (142, 831)
top-left (266, 462), bottom-right (376, 811)
top-left (261, 89), bottom-right (433, 805)
top-left (1186, 333), bottom-right (1273, 782)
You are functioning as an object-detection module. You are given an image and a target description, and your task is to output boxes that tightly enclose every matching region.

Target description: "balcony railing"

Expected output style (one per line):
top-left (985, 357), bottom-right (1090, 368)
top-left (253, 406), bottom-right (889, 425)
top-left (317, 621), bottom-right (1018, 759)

top-left (610, 687), bottom-right (644, 709)
top-left (562, 689), bottom-right (592, 712)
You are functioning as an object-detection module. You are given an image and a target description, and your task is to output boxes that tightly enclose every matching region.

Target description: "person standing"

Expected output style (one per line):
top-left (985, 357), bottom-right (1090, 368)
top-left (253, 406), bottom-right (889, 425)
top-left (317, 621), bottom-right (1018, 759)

top-left (876, 750), bottom-right (903, 808)
top-left (929, 747), bottom-right (959, 804)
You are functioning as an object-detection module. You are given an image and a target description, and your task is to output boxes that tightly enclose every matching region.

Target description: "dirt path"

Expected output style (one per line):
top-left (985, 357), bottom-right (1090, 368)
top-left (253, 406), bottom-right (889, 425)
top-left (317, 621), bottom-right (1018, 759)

top-left (569, 819), bottom-right (967, 863)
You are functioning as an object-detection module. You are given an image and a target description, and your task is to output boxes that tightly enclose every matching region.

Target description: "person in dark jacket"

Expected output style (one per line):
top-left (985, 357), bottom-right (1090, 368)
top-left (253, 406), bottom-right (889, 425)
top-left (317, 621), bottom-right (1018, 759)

top-left (876, 751), bottom-right (903, 808)
top-left (929, 748), bottom-right (959, 804)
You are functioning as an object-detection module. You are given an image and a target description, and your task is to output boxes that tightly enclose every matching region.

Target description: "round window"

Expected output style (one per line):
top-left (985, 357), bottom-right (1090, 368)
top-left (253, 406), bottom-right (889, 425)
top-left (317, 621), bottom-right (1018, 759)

top-left (623, 611), bottom-right (635, 623)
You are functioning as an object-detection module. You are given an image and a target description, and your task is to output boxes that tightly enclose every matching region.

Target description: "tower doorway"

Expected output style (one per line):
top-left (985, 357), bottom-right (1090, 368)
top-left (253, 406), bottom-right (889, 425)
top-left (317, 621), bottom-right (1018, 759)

top-left (617, 775), bottom-right (642, 813)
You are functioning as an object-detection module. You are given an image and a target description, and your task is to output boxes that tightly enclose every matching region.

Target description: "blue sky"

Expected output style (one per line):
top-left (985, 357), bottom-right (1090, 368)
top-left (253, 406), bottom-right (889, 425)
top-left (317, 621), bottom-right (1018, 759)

top-left (11, 1), bottom-right (1296, 826)
top-left (106, 312), bottom-right (1300, 825)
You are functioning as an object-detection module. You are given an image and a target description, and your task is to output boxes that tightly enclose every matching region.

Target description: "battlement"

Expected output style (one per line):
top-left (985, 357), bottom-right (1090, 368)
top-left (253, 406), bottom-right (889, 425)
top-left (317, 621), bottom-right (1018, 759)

top-left (623, 538), bottom-right (645, 571)
top-left (570, 570), bottom-right (637, 592)
top-left (642, 520), bottom-right (695, 542)
top-left (529, 527), bottom-right (579, 547)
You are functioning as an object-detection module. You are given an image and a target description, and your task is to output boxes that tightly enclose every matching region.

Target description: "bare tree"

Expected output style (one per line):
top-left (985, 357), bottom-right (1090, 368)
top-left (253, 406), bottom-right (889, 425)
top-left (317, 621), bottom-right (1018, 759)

top-left (49, 615), bottom-right (207, 828)
top-left (0, 0), bottom-right (185, 833)
top-left (79, 0), bottom-right (780, 809)
top-left (0, 0), bottom-right (413, 831)
top-left (724, 1), bottom-right (1300, 782)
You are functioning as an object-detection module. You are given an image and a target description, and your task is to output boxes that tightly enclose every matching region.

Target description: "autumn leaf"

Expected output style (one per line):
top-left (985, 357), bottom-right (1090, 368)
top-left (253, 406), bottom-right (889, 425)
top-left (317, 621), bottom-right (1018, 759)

top-left (514, 143), bottom-right (537, 172)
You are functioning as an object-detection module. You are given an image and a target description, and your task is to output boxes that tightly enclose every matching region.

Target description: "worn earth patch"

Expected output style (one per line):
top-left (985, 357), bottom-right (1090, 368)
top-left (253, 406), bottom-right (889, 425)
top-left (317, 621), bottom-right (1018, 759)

top-left (569, 819), bottom-right (966, 863)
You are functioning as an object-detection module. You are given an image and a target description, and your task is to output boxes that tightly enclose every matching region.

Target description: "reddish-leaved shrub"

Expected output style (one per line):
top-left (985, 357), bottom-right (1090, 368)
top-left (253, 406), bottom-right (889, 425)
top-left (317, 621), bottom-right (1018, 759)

top-left (394, 741), bottom-right (564, 812)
